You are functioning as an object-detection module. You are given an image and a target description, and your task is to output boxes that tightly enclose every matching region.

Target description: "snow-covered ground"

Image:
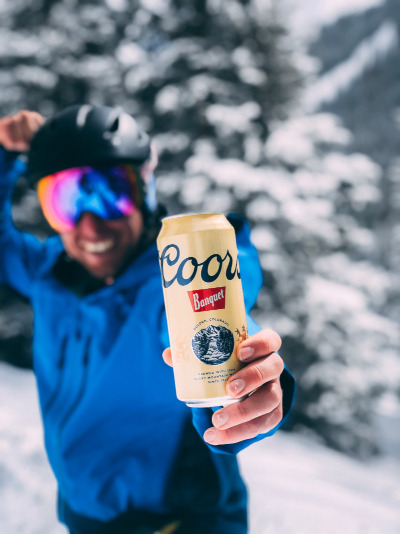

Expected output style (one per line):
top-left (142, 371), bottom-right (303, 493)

top-left (1, 362), bottom-right (399, 534)
top-left (0, 363), bottom-right (64, 534)
top-left (282, 0), bottom-right (399, 114)
top-left (285, 0), bottom-right (386, 41)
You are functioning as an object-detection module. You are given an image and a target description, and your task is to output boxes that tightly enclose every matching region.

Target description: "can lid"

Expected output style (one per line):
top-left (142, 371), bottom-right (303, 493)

top-left (161, 212), bottom-right (222, 222)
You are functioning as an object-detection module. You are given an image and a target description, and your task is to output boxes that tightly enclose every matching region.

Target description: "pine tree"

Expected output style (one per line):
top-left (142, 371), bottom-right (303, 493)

top-left (2, 0), bottom-right (397, 457)
top-left (0, 1), bottom-right (298, 363)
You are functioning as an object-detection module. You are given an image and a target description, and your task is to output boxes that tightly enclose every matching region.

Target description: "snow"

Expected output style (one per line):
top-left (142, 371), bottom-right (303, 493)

top-left (314, 253), bottom-right (392, 304)
top-left (245, 197), bottom-right (279, 222)
top-left (303, 21), bottom-right (399, 112)
top-left (286, 0), bottom-right (386, 40)
top-left (13, 65), bottom-right (58, 90)
top-left (1, 0), bottom-right (399, 531)
top-left (265, 114), bottom-right (353, 166)
top-left (1, 362), bottom-right (399, 534)
top-left (115, 42), bottom-right (148, 66)
top-left (105, 0), bottom-right (128, 12)
top-left (0, 29), bottom-right (42, 58)
top-left (154, 84), bottom-right (182, 113)
top-left (0, 364), bottom-right (65, 534)
top-left (205, 102), bottom-right (261, 135)
top-left (248, 226), bottom-right (277, 251)
top-left (241, 434), bottom-right (400, 534)
top-left (306, 277), bottom-right (368, 313)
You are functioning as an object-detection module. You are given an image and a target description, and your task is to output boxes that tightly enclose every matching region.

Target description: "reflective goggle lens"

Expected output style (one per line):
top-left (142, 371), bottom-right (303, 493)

top-left (37, 165), bottom-right (141, 233)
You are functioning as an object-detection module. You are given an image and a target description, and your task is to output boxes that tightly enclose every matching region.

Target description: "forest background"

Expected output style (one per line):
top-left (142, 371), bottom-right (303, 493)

top-left (0, 0), bottom-right (399, 462)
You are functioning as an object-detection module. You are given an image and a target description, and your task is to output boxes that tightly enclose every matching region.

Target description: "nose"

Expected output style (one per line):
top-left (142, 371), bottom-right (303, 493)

top-left (76, 212), bottom-right (106, 236)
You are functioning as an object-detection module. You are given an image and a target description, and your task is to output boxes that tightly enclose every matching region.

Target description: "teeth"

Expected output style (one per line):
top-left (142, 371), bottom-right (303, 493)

top-left (82, 240), bottom-right (114, 253)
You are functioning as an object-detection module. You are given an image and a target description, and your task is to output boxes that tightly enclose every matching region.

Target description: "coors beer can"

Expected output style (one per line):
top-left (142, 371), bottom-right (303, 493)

top-left (157, 213), bottom-right (248, 407)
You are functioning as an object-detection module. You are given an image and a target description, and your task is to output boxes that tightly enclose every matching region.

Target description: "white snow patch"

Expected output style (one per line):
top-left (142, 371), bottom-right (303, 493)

top-left (115, 42), bottom-right (147, 66)
top-left (179, 176), bottom-right (211, 206)
top-left (13, 65), bottom-right (58, 89)
top-left (303, 21), bottom-right (399, 112)
top-left (154, 84), bottom-right (182, 113)
top-left (0, 30), bottom-right (42, 58)
top-left (240, 432), bottom-right (400, 534)
top-left (0, 364), bottom-right (65, 534)
top-left (286, 0), bottom-right (386, 41)
top-left (306, 276), bottom-right (367, 313)
top-left (249, 226), bottom-right (277, 251)
top-left (140, 0), bottom-right (171, 15)
top-left (1, 363), bottom-right (400, 534)
top-left (205, 102), bottom-right (262, 135)
top-left (105, 0), bottom-right (128, 11)
top-left (321, 152), bottom-right (382, 183)
top-left (202, 189), bottom-right (235, 214)
top-left (265, 114), bottom-right (352, 166)
top-left (314, 253), bottom-right (392, 304)
top-left (282, 199), bottom-right (340, 245)
top-left (152, 132), bottom-right (191, 155)
top-left (124, 64), bottom-right (155, 92)
top-left (246, 197), bottom-right (279, 222)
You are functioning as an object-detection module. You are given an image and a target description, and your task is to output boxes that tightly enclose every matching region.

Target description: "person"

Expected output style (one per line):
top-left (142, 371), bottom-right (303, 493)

top-left (0, 106), bottom-right (295, 534)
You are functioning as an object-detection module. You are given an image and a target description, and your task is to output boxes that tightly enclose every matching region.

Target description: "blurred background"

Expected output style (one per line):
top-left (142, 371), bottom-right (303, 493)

top-left (0, 0), bottom-right (399, 532)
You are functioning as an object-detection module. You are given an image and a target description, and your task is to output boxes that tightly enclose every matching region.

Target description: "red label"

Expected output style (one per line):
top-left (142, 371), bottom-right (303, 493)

top-left (187, 286), bottom-right (226, 313)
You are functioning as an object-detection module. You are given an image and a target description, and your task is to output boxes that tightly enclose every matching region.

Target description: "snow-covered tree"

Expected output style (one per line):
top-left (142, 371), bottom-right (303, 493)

top-left (1, 0), bottom-right (398, 457)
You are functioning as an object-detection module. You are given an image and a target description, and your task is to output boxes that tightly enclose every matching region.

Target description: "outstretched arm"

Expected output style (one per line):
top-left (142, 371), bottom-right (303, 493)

top-left (163, 328), bottom-right (295, 449)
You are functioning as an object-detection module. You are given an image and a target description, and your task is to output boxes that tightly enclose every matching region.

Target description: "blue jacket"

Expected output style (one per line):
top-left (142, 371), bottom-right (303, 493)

top-left (0, 148), bottom-right (295, 532)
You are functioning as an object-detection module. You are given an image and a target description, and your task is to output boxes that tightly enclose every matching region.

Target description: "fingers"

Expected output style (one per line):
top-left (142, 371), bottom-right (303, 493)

top-left (162, 347), bottom-right (173, 367)
top-left (204, 387), bottom-right (283, 445)
top-left (21, 111), bottom-right (44, 143)
top-left (213, 379), bottom-right (282, 430)
top-left (226, 351), bottom-right (284, 398)
top-left (164, 328), bottom-right (285, 446)
top-left (237, 328), bottom-right (281, 363)
top-left (0, 111), bottom-right (44, 152)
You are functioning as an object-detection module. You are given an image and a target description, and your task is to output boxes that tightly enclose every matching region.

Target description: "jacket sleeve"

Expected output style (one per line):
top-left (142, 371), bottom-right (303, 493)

top-left (191, 361), bottom-right (295, 456)
top-left (0, 147), bottom-right (48, 299)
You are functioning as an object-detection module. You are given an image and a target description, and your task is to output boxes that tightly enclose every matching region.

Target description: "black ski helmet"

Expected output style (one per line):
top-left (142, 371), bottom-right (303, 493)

top-left (26, 104), bottom-right (152, 183)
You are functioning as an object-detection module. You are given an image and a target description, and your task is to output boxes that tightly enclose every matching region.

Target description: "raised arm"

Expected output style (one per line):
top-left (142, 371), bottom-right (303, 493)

top-left (0, 111), bottom-right (51, 299)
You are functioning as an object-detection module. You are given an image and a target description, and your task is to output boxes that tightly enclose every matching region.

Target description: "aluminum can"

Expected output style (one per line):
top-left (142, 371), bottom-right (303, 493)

top-left (157, 213), bottom-right (248, 407)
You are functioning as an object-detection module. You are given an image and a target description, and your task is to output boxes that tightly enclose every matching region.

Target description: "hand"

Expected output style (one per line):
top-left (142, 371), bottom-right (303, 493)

top-left (0, 110), bottom-right (44, 152)
top-left (162, 328), bottom-right (284, 445)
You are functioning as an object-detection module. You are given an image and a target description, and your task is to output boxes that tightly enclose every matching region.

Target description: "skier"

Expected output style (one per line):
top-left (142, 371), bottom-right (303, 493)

top-left (0, 106), bottom-right (295, 534)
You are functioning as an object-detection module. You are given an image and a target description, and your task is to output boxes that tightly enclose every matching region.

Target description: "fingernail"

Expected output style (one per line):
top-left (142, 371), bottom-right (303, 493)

top-left (204, 429), bottom-right (216, 443)
top-left (238, 347), bottom-right (254, 361)
top-left (228, 378), bottom-right (245, 396)
top-left (213, 411), bottom-right (228, 428)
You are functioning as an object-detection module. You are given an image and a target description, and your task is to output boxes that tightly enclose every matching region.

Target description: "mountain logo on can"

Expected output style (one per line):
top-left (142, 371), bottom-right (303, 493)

top-left (191, 324), bottom-right (234, 365)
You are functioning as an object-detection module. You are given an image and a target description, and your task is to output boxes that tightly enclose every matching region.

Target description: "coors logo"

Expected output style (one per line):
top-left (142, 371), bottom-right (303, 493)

top-left (159, 244), bottom-right (240, 288)
top-left (187, 286), bottom-right (226, 313)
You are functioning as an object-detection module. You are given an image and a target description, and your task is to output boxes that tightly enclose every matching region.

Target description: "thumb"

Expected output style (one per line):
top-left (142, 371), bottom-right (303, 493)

top-left (162, 347), bottom-right (173, 367)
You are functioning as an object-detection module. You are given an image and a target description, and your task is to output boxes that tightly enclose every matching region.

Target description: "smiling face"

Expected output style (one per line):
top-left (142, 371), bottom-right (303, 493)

top-left (60, 210), bottom-right (144, 279)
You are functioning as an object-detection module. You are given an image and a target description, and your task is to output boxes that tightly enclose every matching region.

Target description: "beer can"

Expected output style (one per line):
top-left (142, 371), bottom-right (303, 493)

top-left (157, 213), bottom-right (248, 407)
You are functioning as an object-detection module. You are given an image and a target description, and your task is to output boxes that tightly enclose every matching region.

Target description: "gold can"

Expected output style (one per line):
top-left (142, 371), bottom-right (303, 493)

top-left (157, 213), bottom-right (248, 407)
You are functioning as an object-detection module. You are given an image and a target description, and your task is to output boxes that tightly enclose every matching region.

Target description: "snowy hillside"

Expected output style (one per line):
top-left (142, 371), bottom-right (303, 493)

top-left (1, 362), bottom-right (399, 534)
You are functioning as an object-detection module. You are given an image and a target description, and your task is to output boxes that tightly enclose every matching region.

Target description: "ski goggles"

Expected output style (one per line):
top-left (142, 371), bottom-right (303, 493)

top-left (37, 164), bottom-right (142, 233)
